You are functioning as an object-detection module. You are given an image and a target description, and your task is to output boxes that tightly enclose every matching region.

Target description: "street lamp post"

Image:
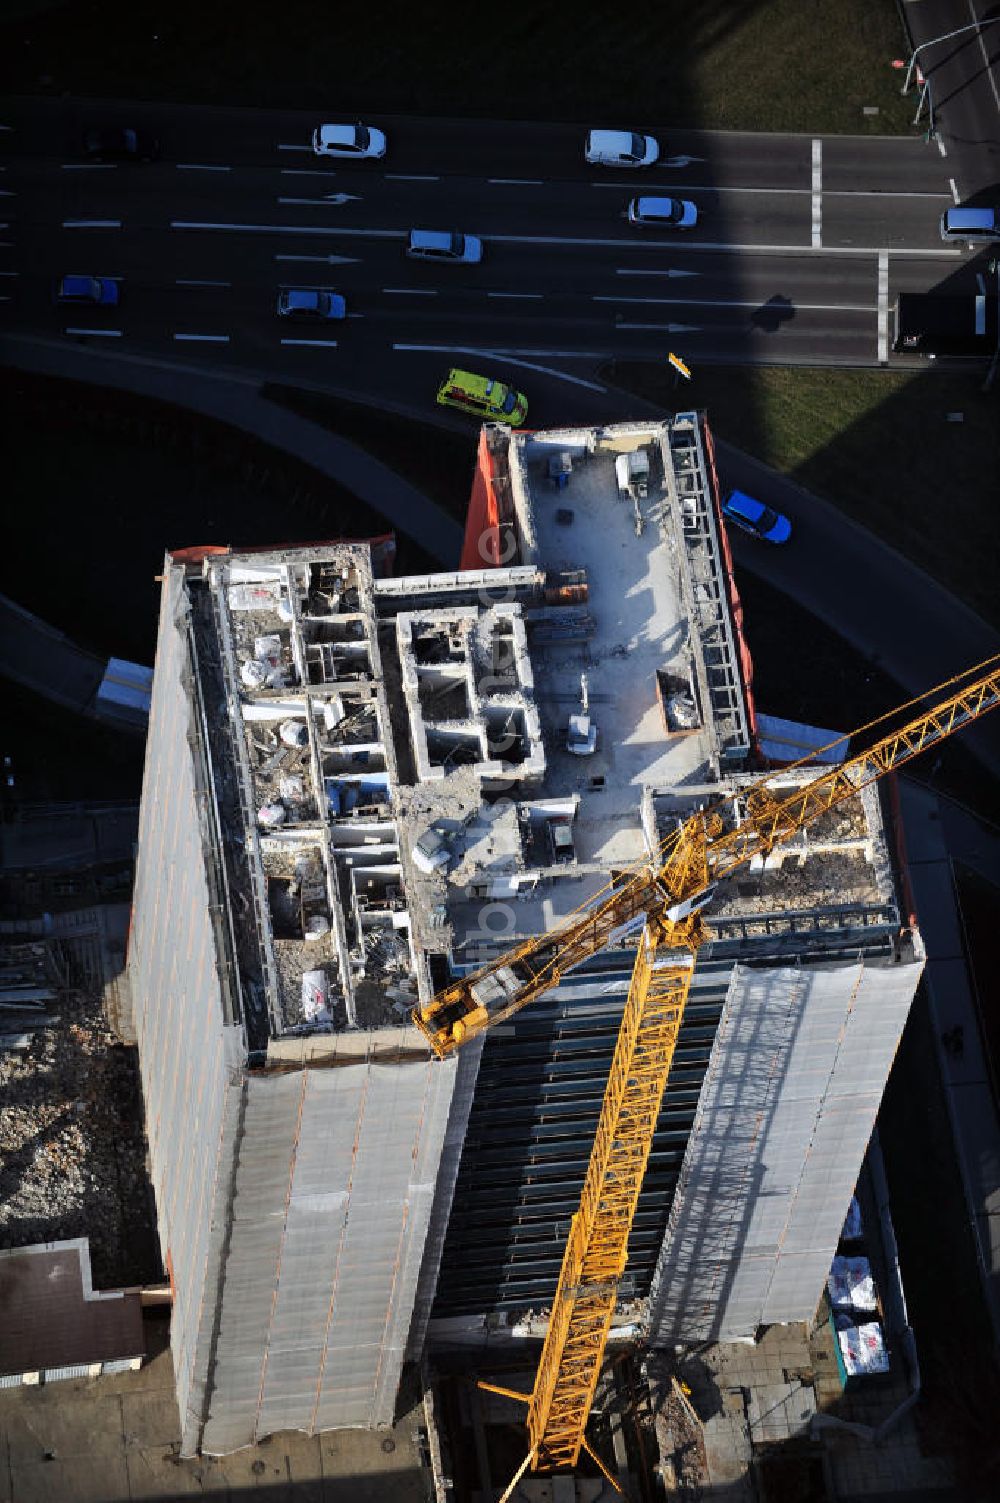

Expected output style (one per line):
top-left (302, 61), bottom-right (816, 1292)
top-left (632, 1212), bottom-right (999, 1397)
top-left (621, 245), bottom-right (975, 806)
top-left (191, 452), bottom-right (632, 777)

top-left (900, 16), bottom-right (1000, 107)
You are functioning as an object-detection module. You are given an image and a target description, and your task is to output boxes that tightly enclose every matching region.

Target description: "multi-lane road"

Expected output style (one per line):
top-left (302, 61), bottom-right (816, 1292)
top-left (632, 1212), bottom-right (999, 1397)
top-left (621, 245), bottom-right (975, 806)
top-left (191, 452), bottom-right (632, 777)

top-left (0, 96), bottom-right (983, 414)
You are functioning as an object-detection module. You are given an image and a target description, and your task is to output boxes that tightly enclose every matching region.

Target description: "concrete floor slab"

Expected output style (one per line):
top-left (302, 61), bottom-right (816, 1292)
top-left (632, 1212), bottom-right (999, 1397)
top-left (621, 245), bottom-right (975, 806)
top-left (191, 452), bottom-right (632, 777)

top-left (12, 1455), bottom-right (131, 1502)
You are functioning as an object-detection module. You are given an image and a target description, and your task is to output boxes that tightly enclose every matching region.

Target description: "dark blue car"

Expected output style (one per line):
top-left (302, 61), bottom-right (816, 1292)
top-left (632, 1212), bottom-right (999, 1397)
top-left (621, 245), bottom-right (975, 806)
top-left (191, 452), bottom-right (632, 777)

top-left (55, 276), bottom-right (120, 307)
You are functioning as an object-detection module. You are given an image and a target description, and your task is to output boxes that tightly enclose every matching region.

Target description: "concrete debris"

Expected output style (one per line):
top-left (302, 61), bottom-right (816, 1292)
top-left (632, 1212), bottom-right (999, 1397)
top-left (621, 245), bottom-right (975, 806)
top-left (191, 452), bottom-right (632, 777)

top-left (0, 986), bottom-right (157, 1290)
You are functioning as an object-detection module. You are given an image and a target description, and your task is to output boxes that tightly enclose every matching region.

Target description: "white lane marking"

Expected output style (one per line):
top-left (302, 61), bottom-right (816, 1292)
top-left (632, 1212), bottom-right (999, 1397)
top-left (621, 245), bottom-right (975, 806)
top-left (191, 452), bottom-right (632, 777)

top-left (176, 278), bottom-right (232, 287)
top-left (877, 250), bottom-right (889, 365)
top-left (280, 168), bottom-right (336, 177)
top-left (382, 286), bottom-right (438, 295)
top-left (811, 139), bottom-right (822, 249)
top-left (0, 190), bottom-right (16, 196)
top-left (937, 135), bottom-right (948, 158)
top-left (394, 340), bottom-right (607, 360)
top-left (592, 181), bottom-right (948, 199)
top-left (277, 143), bottom-right (311, 152)
top-left (275, 252), bottom-right (360, 264)
top-left (384, 173), bottom-right (440, 182)
top-left (63, 219), bottom-right (122, 228)
top-left (949, 177), bottom-right (960, 203)
top-left (64, 327), bottom-right (123, 337)
top-left (171, 221), bottom-right (402, 238)
top-left (616, 268), bottom-right (699, 278)
top-left (174, 332), bottom-right (230, 342)
top-left (176, 163), bottom-right (232, 172)
top-left (393, 342), bottom-right (606, 390)
top-left (0, 270), bottom-right (18, 276)
top-left (488, 178), bottom-right (545, 186)
top-left (596, 293), bottom-right (875, 311)
top-left (277, 194), bottom-right (360, 206)
top-left (60, 163), bottom-right (117, 170)
top-left (488, 291), bottom-right (544, 299)
top-left (170, 219), bottom-right (960, 257)
top-left (280, 337), bottom-right (339, 347)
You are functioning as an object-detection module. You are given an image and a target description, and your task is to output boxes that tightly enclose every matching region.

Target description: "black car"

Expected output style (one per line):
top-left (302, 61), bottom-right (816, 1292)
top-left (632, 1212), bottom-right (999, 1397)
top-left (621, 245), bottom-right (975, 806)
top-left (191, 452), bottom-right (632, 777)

top-left (83, 127), bottom-right (159, 162)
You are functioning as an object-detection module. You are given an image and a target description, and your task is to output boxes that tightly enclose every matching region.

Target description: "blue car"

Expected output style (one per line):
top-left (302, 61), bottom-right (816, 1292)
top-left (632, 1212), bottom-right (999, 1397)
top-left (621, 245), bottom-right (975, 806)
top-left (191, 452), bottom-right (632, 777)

top-left (55, 275), bottom-right (120, 307)
top-left (276, 288), bottom-right (346, 320)
top-left (721, 489), bottom-right (792, 545)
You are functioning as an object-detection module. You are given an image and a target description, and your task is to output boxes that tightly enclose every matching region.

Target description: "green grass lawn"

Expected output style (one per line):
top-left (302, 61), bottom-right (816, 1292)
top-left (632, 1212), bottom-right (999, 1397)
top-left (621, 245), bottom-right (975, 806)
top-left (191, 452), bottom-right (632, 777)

top-left (613, 362), bottom-right (1000, 627)
top-left (1, 0), bottom-right (914, 134)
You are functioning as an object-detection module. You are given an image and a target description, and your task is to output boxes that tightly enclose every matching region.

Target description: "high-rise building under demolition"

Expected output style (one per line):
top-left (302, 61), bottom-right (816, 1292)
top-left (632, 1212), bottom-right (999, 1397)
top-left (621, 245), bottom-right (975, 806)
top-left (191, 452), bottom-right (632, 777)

top-left (127, 415), bottom-right (923, 1455)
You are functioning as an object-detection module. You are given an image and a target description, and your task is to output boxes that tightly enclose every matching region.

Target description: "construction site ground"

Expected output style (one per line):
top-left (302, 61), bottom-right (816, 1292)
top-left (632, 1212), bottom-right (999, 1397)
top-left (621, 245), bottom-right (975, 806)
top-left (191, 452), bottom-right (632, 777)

top-left (0, 1315), bottom-right (430, 1503)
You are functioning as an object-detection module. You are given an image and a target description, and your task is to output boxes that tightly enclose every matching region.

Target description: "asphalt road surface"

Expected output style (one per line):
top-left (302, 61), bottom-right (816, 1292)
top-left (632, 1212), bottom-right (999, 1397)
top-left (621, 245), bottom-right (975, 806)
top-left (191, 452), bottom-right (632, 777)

top-left (0, 96), bottom-right (986, 419)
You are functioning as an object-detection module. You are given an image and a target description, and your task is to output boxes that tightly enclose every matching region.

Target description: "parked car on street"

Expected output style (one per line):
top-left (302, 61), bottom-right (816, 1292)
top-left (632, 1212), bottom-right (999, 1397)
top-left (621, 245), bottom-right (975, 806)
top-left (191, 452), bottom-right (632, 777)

top-left (406, 229), bottom-right (483, 263)
top-left (83, 127), bottom-right (159, 161)
top-left (627, 195), bottom-right (697, 227)
top-left (276, 288), bottom-right (346, 320)
top-left (721, 489), bottom-right (791, 544)
top-left (436, 369), bottom-right (527, 425)
top-left (939, 205), bottom-right (1000, 243)
top-left (311, 123), bottom-right (386, 158)
top-left (54, 275), bottom-right (120, 307)
top-left (585, 129), bottom-right (659, 168)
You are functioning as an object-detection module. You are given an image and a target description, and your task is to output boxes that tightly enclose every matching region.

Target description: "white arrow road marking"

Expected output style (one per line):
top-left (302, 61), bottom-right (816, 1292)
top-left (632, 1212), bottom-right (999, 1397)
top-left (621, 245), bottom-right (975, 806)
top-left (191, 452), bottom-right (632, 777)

top-left (616, 268), bottom-right (699, 278)
top-left (274, 253), bottom-right (361, 264)
top-left (277, 194), bottom-right (361, 206)
top-left (615, 322), bottom-right (702, 331)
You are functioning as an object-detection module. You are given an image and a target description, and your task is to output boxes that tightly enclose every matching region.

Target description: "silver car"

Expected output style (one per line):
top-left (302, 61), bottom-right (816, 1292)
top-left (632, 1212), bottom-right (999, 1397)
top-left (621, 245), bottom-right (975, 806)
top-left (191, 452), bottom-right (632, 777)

top-left (406, 229), bottom-right (483, 263)
top-left (311, 122), bottom-right (386, 158)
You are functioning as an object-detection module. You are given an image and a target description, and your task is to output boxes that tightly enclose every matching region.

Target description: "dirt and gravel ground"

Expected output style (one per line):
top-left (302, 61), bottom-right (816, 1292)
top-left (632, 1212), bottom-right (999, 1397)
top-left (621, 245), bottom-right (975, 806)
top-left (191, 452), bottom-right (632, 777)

top-left (0, 985), bottom-right (159, 1290)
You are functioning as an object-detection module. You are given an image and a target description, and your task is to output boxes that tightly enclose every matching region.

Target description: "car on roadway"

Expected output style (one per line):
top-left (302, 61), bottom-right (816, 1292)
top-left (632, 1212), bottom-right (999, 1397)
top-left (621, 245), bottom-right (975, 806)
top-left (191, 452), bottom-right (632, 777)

top-left (939, 205), bottom-right (1000, 244)
top-left (585, 129), bottom-right (659, 168)
top-left (54, 275), bottom-right (120, 307)
top-left (276, 288), bottom-right (346, 320)
top-left (721, 489), bottom-right (791, 545)
top-left (627, 195), bottom-right (697, 228)
top-left (311, 122), bottom-right (386, 158)
top-left (436, 369), bottom-right (528, 426)
top-left (406, 229), bottom-right (483, 263)
top-left (83, 126), bottom-right (159, 162)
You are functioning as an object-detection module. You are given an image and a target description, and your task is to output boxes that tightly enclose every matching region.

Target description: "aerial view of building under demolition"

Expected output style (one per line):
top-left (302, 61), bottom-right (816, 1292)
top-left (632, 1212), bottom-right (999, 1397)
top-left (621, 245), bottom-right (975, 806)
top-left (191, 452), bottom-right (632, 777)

top-left (126, 413), bottom-right (923, 1457)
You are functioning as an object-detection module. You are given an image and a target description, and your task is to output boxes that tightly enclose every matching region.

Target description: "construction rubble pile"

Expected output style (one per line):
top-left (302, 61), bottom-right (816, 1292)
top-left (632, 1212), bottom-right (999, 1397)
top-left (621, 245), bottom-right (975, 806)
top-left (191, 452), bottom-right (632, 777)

top-left (0, 986), bottom-right (157, 1289)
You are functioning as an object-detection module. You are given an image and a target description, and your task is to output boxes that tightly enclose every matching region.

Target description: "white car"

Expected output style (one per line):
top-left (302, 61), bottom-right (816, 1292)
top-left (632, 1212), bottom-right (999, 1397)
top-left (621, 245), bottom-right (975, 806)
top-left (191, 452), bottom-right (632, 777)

top-left (311, 122), bottom-right (386, 158)
top-left (585, 129), bottom-right (659, 168)
top-left (628, 195), bottom-right (697, 228)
